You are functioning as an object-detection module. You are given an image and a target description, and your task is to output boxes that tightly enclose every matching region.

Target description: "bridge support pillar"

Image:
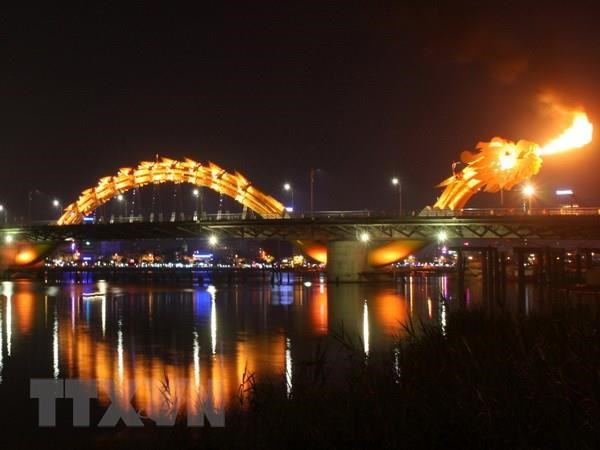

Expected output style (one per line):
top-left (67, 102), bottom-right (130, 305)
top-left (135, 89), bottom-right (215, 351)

top-left (326, 240), bottom-right (370, 283)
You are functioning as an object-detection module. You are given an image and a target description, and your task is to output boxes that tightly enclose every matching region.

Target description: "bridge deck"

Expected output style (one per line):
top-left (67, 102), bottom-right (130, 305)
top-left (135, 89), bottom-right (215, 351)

top-left (3, 215), bottom-right (600, 242)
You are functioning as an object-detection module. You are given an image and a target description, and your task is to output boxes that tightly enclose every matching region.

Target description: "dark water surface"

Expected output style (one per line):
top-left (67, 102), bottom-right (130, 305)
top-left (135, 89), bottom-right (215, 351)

top-left (0, 275), bottom-right (560, 431)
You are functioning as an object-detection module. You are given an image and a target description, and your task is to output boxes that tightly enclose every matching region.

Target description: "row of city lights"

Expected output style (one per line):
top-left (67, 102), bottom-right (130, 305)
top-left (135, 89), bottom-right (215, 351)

top-left (2, 233), bottom-right (219, 246)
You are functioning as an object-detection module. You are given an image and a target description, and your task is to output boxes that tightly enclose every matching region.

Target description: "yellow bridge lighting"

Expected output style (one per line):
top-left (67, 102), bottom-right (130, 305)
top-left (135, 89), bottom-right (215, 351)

top-left (57, 157), bottom-right (287, 225)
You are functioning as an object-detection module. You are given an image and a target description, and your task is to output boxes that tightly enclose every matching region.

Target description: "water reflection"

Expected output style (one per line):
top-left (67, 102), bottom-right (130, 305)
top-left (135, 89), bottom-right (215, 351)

top-left (362, 300), bottom-right (370, 356)
top-left (0, 276), bottom-right (563, 414)
top-left (4, 282), bottom-right (12, 357)
top-left (53, 306), bottom-right (59, 379)
top-left (285, 337), bottom-right (292, 397)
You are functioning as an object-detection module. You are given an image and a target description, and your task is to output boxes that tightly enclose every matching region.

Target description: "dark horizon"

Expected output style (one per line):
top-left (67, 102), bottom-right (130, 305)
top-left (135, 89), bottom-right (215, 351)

top-left (3, 2), bottom-right (600, 218)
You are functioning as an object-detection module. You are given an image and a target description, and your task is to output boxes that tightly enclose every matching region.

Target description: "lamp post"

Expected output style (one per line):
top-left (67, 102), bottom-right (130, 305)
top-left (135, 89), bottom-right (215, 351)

top-left (193, 188), bottom-right (200, 221)
top-left (208, 234), bottom-right (218, 267)
top-left (310, 169), bottom-right (315, 217)
top-left (391, 177), bottom-right (402, 216)
top-left (0, 204), bottom-right (6, 225)
top-left (522, 184), bottom-right (535, 214)
top-left (117, 194), bottom-right (127, 220)
top-left (52, 199), bottom-right (63, 223)
top-left (283, 182), bottom-right (294, 213)
top-left (28, 189), bottom-right (64, 223)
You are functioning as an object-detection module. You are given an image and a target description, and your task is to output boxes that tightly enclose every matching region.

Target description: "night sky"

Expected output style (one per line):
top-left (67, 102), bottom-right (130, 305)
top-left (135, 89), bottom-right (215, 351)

top-left (3, 1), bottom-right (600, 219)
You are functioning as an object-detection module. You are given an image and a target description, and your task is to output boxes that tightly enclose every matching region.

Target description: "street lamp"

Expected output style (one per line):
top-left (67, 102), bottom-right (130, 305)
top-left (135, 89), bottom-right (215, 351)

top-left (192, 188), bottom-right (200, 221)
top-left (359, 232), bottom-right (370, 243)
top-left (283, 182), bottom-right (294, 213)
top-left (0, 204), bottom-right (5, 225)
top-left (391, 177), bottom-right (402, 216)
top-left (208, 235), bottom-right (218, 247)
top-left (522, 184), bottom-right (535, 214)
top-left (52, 199), bottom-right (61, 208)
top-left (309, 168), bottom-right (322, 217)
top-left (116, 194), bottom-right (128, 219)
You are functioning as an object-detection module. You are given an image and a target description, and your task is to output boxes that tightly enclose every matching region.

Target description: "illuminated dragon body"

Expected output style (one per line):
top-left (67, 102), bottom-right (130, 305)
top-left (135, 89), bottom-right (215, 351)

top-left (434, 138), bottom-right (542, 210)
top-left (434, 110), bottom-right (593, 210)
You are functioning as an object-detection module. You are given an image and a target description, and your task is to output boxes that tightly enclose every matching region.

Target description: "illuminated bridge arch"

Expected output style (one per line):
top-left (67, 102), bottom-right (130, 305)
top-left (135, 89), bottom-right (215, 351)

top-left (57, 157), bottom-right (287, 225)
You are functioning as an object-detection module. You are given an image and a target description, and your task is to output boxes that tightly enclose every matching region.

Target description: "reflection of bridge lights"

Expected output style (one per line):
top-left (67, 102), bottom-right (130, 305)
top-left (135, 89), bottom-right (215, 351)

top-left (117, 319), bottom-right (124, 381)
top-left (359, 232), bottom-right (370, 243)
top-left (440, 299), bottom-right (447, 337)
top-left (362, 300), bottom-right (370, 356)
top-left (193, 330), bottom-right (200, 388)
top-left (393, 347), bottom-right (400, 382)
top-left (101, 295), bottom-right (106, 337)
top-left (210, 296), bottom-right (217, 356)
top-left (53, 308), bottom-right (59, 379)
top-left (303, 281), bottom-right (312, 287)
top-left (207, 285), bottom-right (216, 297)
top-left (3, 282), bottom-right (12, 357)
top-left (285, 337), bottom-right (292, 397)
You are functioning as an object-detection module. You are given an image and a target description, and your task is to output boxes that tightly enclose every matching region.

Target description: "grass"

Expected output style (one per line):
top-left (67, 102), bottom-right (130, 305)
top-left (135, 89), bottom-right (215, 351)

top-left (214, 303), bottom-right (600, 449)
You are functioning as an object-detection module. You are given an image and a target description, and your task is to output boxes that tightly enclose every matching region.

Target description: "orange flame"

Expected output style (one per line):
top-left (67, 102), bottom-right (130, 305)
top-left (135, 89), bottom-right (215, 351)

top-left (434, 100), bottom-right (594, 210)
top-left (538, 111), bottom-right (593, 155)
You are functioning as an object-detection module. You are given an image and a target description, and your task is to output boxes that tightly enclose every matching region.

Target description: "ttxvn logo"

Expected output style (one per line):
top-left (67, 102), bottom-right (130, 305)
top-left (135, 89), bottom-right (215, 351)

top-left (30, 378), bottom-right (225, 427)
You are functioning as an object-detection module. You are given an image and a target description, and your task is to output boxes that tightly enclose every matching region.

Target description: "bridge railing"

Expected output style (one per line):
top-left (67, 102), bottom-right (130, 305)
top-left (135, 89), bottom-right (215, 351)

top-left (420, 207), bottom-right (600, 217)
top-left (5, 207), bottom-right (600, 229)
top-left (79, 210), bottom-right (377, 224)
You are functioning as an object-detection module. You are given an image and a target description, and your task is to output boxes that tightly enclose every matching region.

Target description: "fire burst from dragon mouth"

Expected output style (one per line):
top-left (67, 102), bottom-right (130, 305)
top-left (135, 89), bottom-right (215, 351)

top-left (434, 109), bottom-right (593, 210)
